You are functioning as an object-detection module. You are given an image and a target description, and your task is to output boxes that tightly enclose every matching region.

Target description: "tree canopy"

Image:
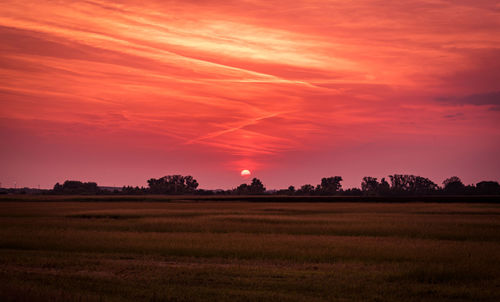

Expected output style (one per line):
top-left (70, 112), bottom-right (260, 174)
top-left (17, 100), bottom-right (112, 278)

top-left (46, 174), bottom-right (500, 197)
top-left (147, 175), bottom-right (199, 194)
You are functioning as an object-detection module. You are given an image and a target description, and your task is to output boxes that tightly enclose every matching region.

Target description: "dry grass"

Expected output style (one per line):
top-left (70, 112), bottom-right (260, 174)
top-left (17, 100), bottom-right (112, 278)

top-left (1, 200), bottom-right (499, 301)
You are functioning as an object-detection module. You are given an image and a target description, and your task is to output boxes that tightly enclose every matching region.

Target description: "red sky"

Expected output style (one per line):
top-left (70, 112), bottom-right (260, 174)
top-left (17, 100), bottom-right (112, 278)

top-left (1, 0), bottom-right (499, 189)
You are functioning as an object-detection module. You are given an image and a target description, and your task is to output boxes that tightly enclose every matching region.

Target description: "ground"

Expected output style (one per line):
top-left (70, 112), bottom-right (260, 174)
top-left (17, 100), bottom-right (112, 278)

top-left (0, 198), bottom-right (499, 301)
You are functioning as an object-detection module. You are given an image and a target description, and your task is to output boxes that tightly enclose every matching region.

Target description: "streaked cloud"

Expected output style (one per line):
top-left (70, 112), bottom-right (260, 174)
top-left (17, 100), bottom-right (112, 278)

top-left (0, 0), bottom-right (499, 188)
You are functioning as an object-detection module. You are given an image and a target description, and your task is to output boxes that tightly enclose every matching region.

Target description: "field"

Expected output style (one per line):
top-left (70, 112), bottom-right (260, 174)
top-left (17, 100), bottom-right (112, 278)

top-left (1, 198), bottom-right (500, 301)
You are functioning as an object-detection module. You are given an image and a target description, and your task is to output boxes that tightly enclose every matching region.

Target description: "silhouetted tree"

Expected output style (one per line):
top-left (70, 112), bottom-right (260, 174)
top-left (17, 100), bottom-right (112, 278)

top-left (342, 188), bottom-right (363, 196)
top-left (442, 176), bottom-right (465, 194)
top-left (297, 184), bottom-right (315, 195)
top-left (147, 175), bottom-right (199, 194)
top-left (276, 185), bottom-right (296, 195)
top-left (234, 178), bottom-right (266, 195)
top-left (361, 177), bottom-right (379, 195)
top-left (388, 174), bottom-right (438, 195)
top-left (47, 173), bottom-right (500, 198)
top-left (464, 184), bottom-right (477, 195)
top-left (414, 176), bottom-right (438, 194)
top-left (389, 174), bottom-right (411, 193)
top-left (249, 178), bottom-right (266, 194)
top-left (317, 176), bottom-right (343, 195)
top-left (122, 186), bottom-right (147, 195)
top-left (476, 181), bottom-right (500, 195)
top-left (235, 183), bottom-right (250, 195)
top-left (52, 180), bottom-right (99, 195)
top-left (184, 176), bottom-right (199, 193)
top-left (378, 178), bottom-right (390, 195)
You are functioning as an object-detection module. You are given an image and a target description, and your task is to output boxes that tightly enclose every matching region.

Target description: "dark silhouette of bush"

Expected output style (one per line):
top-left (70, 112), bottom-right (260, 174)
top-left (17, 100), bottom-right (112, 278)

top-left (52, 181), bottom-right (100, 195)
top-left (379, 178), bottom-right (390, 195)
top-left (342, 188), bottom-right (363, 196)
top-left (360, 177), bottom-right (389, 196)
top-left (121, 186), bottom-right (148, 195)
top-left (234, 183), bottom-right (249, 194)
top-left (388, 174), bottom-right (438, 195)
top-left (235, 178), bottom-right (266, 195)
top-left (317, 176), bottom-right (343, 195)
top-left (361, 177), bottom-right (379, 195)
top-left (442, 176), bottom-right (465, 194)
top-left (250, 178), bottom-right (266, 194)
top-left (147, 175), bottom-right (199, 194)
top-left (45, 173), bottom-right (499, 197)
top-left (296, 184), bottom-right (315, 195)
top-left (476, 181), bottom-right (500, 195)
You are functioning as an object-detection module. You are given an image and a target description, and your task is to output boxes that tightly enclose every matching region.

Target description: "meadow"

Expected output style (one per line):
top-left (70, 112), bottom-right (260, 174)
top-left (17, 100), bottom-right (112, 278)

top-left (1, 198), bottom-right (499, 301)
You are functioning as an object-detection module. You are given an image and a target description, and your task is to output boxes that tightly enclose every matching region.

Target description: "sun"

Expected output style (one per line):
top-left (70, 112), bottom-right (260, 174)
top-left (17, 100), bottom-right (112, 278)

top-left (240, 169), bottom-right (251, 176)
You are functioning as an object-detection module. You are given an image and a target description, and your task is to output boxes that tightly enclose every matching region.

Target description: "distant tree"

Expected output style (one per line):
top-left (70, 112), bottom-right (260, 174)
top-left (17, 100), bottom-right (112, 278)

top-left (342, 188), bottom-right (362, 196)
top-left (249, 178), bottom-right (266, 194)
top-left (52, 180), bottom-right (99, 195)
top-left (317, 176), bottom-right (343, 195)
top-left (297, 184), bottom-right (315, 195)
top-left (184, 175), bottom-right (199, 193)
top-left (234, 178), bottom-right (266, 195)
top-left (476, 181), bottom-right (500, 195)
top-left (235, 183), bottom-right (250, 195)
top-left (276, 189), bottom-right (289, 195)
top-left (388, 174), bottom-right (438, 195)
top-left (378, 178), bottom-right (390, 195)
top-left (389, 174), bottom-right (411, 193)
top-left (414, 176), bottom-right (438, 195)
top-left (276, 186), bottom-right (296, 195)
top-left (53, 182), bottom-right (62, 192)
top-left (442, 176), bottom-right (465, 194)
top-left (464, 184), bottom-right (477, 195)
top-left (361, 177), bottom-right (379, 195)
top-left (122, 186), bottom-right (147, 195)
top-left (147, 175), bottom-right (199, 194)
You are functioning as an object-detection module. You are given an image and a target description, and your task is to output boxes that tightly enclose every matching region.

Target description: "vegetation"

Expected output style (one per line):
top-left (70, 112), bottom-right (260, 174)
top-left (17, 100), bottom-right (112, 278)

top-left (147, 175), bottom-right (199, 194)
top-left (53, 181), bottom-right (100, 195)
top-left (1, 200), bottom-right (499, 301)
top-left (234, 178), bottom-right (266, 195)
top-left (2, 175), bottom-right (499, 197)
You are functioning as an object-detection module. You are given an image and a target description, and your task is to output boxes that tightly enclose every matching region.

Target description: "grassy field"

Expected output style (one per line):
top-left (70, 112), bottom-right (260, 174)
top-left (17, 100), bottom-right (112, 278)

top-left (1, 198), bottom-right (499, 301)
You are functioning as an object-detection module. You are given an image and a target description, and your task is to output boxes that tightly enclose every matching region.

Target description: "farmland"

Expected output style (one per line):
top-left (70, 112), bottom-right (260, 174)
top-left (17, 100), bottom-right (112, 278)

top-left (1, 198), bottom-right (500, 301)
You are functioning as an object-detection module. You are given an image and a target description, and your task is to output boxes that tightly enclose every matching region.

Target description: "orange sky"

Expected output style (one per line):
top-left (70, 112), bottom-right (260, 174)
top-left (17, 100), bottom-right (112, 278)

top-left (1, 0), bottom-right (499, 189)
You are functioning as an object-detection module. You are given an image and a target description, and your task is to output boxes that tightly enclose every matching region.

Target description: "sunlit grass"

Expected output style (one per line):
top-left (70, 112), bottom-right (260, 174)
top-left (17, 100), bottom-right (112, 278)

top-left (1, 200), bottom-right (499, 301)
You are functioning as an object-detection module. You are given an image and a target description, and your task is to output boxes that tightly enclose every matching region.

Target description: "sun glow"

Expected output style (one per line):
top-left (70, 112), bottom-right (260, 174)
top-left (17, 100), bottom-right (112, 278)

top-left (0, 0), bottom-right (499, 189)
top-left (240, 169), bottom-right (251, 176)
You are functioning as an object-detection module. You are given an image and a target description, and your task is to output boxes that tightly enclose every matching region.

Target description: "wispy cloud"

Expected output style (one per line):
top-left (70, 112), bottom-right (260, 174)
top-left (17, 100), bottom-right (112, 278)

top-left (1, 0), bottom-right (499, 188)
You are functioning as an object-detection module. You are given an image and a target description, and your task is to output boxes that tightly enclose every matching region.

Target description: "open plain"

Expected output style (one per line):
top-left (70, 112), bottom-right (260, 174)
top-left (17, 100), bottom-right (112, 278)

top-left (1, 198), bottom-right (499, 301)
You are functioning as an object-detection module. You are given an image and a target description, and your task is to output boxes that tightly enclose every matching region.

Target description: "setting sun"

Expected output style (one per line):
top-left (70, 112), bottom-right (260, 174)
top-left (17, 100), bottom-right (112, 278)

top-left (241, 170), bottom-right (251, 176)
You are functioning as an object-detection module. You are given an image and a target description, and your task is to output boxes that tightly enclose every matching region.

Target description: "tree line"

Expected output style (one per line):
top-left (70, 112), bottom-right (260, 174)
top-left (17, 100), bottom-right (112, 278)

top-left (43, 174), bottom-right (500, 196)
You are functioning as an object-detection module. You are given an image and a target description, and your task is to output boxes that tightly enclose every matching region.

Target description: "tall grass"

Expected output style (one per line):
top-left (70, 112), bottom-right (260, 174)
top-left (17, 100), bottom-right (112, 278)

top-left (1, 201), bottom-right (499, 301)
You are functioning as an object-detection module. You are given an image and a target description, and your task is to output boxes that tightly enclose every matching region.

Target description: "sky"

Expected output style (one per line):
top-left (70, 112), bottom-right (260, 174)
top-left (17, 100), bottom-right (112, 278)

top-left (1, 0), bottom-right (499, 190)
